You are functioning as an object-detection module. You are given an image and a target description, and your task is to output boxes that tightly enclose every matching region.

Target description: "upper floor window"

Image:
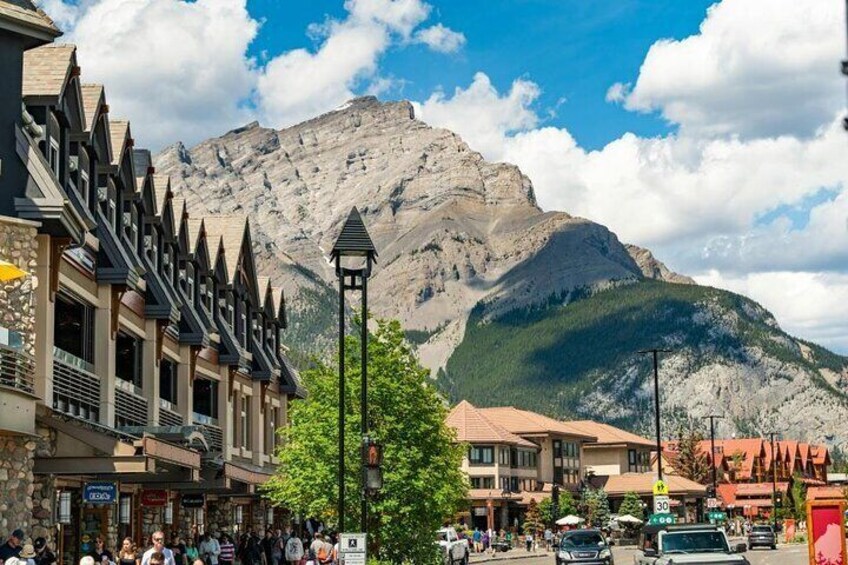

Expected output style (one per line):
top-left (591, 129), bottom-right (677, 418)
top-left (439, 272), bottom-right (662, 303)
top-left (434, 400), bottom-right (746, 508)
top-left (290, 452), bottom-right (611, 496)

top-left (159, 358), bottom-right (177, 403)
top-left (240, 307), bottom-right (248, 347)
top-left (240, 397), bottom-right (251, 449)
top-left (193, 378), bottom-right (218, 419)
top-left (469, 446), bottom-right (494, 465)
top-left (115, 331), bottom-right (143, 389)
top-left (498, 446), bottom-right (510, 466)
top-left (49, 137), bottom-right (60, 178)
top-left (54, 293), bottom-right (95, 365)
top-left (470, 476), bottom-right (495, 489)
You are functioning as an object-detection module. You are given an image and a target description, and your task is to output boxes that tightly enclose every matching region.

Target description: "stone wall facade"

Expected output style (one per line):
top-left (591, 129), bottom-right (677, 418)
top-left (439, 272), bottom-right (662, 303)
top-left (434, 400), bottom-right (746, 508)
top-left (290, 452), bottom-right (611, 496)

top-left (0, 216), bottom-right (40, 541)
top-left (0, 216), bottom-right (38, 354)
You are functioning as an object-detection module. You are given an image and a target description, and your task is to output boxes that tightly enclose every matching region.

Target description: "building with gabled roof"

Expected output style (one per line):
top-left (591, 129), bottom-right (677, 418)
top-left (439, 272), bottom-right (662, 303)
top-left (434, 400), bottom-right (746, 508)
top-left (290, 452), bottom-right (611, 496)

top-left (0, 18), bottom-right (307, 551)
top-left (567, 420), bottom-right (655, 476)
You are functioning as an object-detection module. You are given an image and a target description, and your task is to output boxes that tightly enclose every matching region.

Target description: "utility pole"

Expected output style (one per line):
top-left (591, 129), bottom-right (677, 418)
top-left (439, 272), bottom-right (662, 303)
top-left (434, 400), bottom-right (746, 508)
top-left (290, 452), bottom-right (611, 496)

top-left (704, 415), bottom-right (724, 493)
top-left (768, 432), bottom-right (779, 531)
top-left (639, 348), bottom-right (671, 481)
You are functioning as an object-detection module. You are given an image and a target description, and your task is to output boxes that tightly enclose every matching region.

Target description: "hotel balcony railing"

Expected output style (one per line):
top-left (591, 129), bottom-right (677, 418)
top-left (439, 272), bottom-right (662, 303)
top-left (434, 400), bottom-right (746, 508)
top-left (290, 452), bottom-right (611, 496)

top-left (115, 379), bottom-right (148, 428)
top-left (158, 398), bottom-right (184, 427)
top-left (53, 347), bottom-right (100, 423)
top-left (0, 343), bottom-right (35, 395)
top-left (192, 412), bottom-right (223, 452)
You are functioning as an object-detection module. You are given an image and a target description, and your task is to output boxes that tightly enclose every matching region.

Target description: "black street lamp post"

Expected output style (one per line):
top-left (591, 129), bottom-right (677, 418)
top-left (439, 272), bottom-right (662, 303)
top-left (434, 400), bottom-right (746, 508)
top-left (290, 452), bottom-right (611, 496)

top-left (768, 432), bottom-right (779, 531)
top-left (704, 415), bottom-right (723, 495)
top-left (639, 348), bottom-right (671, 481)
top-left (330, 207), bottom-right (378, 535)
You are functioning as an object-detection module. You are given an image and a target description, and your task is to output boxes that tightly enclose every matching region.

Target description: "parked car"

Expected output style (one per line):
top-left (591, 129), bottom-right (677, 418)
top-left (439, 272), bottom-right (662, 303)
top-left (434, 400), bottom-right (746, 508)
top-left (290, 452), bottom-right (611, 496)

top-left (635, 524), bottom-right (750, 565)
top-left (437, 527), bottom-right (469, 565)
top-left (747, 524), bottom-right (777, 550)
top-left (555, 529), bottom-right (614, 565)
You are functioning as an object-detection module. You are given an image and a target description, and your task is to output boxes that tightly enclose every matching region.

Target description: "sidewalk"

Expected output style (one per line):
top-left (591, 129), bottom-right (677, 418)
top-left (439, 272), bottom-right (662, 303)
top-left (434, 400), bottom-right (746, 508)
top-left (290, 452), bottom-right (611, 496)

top-left (469, 548), bottom-right (553, 563)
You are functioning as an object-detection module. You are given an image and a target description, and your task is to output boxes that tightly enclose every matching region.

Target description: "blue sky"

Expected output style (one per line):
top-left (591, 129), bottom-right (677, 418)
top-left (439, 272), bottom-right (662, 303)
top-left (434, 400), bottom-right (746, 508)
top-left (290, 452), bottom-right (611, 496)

top-left (50, 0), bottom-right (848, 352)
top-left (247, 0), bottom-right (715, 150)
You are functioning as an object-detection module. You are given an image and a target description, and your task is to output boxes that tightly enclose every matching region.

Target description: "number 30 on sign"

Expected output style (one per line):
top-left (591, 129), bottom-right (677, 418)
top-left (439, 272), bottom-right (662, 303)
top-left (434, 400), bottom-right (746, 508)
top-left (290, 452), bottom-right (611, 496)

top-left (654, 496), bottom-right (671, 514)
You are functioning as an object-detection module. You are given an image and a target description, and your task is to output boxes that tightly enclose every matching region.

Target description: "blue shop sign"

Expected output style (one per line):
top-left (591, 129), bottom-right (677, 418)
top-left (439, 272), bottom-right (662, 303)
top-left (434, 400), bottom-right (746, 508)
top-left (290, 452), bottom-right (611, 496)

top-left (83, 482), bottom-right (117, 504)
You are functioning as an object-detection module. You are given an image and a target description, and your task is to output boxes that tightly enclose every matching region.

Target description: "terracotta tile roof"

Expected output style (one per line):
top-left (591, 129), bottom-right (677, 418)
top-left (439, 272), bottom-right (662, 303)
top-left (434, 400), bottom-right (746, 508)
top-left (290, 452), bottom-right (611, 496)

top-left (80, 84), bottom-right (104, 133)
top-left (0, 0), bottom-right (61, 41)
top-left (735, 482), bottom-right (788, 497)
top-left (447, 401), bottom-right (538, 448)
top-left (202, 215), bottom-right (246, 283)
top-left (811, 444), bottom-right (829, 465)
top-left (109, 120), bottom-right (130, 166)
top-left (807, 486), bottom-right (845, 501)
top-left (22, 44), bottom-right (75, 99)
top-left (568, 420), bottom-right (653, 447)
top-left (601, 472), bottom-right (706, 496)
top-left (478, 407), bottom-right (596, 440)
top-left (717, 484), bottom-right (736, 506)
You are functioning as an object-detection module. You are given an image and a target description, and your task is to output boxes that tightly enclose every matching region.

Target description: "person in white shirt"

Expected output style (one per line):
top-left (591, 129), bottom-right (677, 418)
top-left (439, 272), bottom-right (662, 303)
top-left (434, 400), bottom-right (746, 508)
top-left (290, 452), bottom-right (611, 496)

top-left (198, 535), bottom-right (220, 565)
top-left (141, 533), bottom-right (175, 565)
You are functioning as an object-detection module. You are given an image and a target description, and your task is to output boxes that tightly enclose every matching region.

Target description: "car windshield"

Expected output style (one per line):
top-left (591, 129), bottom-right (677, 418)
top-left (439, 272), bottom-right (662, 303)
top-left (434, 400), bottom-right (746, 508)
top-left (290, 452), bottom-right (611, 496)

top-left (661, 531), bottom-right (729, 554)
top-left (562, 532), bottom-right (604, 548)
top-left (752, 526), bottom-right (772, 533)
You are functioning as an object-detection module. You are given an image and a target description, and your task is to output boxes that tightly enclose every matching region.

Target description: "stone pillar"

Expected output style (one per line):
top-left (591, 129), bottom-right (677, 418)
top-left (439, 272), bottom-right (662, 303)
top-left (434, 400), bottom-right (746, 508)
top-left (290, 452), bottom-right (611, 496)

top-left (176, 346), bottom-right (192, 424)
top-left (33, 234), bottom-right (54, 406)
top-left (143, 319), bottom-right (160, 424)
top-left (219, 368), bottom-right (232, 460)
top-left (31, 424), bottom-right (57, 544)
top-left (0, 216), bottom-right (41, 538)
top-left (252, 381), bottom-right (263, 466)
top-left (95, 285), bottom-right (116, 427)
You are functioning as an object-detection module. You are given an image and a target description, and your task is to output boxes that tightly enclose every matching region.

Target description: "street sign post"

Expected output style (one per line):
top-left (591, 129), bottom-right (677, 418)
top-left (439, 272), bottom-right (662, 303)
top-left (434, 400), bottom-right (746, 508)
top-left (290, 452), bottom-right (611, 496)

top-left (653, 480), bottom-right (669, 496)
top-left (648, 513), bottom-right (676, 526)
top-left (339, 533), bottom-right (366, 565)
top-left (653, 495), bottom-right (671, 514)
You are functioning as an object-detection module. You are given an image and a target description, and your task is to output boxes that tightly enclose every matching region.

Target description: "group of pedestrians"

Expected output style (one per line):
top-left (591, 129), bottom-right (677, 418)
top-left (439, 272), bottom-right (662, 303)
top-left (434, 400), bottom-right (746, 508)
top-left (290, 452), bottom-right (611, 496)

top-left (0, 526), bottom-right (341, 565)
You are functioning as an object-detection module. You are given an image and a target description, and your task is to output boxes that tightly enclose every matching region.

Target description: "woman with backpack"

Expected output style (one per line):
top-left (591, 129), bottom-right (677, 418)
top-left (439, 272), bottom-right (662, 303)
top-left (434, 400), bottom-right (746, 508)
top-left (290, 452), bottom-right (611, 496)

top-left (283, 534), bottom-right (303, 565)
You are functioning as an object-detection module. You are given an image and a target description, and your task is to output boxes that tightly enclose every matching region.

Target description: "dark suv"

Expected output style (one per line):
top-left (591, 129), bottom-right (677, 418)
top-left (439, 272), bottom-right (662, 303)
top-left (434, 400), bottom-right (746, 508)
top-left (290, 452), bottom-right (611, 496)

top-left (556, 529), bottom-right (613, 565)
top-left (747, 525), bottom-right (777, 550)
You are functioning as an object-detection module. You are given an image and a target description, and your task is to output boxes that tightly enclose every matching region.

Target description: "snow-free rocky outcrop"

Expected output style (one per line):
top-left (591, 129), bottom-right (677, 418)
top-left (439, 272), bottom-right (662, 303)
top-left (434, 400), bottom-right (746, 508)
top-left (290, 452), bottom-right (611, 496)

top-left (156, 97), bottom-right (848, 450)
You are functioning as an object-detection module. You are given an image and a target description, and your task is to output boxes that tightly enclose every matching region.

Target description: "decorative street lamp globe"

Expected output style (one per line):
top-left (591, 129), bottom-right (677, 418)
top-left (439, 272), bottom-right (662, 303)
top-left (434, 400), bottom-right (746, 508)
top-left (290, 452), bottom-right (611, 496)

top-left (329, 206), bottom-right (378, 536)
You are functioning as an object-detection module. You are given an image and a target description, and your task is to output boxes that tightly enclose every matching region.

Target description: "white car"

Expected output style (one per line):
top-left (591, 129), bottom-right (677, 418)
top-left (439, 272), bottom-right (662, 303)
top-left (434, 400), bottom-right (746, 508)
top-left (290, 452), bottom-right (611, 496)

top-left (635, 524), bottom-right (750, 565)
top-left (437, 527), bottom-right (469, 565)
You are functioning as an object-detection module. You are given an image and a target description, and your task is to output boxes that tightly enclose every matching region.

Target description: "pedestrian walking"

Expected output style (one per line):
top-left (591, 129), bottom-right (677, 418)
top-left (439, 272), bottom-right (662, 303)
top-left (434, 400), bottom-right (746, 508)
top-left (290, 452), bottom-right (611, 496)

top-left (544, 528), bottom-right (552, 551)
top-left (472, 528), bottom-right (481, 553)
top-left (260, 531), bottom-right (275, 565)
top-left (117, 538), bottom-right (139, 565)
top-left (169, 536), bottom-right (186, 565)
top-left (198, 534), bottom-right (219, 565)
top-left (33, 538), bottom-right (56, 565)
top-left (0, 529), bottom-right (25, 561)
top-left (184, 540), bottom-right (198, 565)
top-left (217, 536), bottom-right (233, 565)
top-left (89, 538), bottom-right (113, 565)
top-left (18, 543), bottom-right (37, 565)
top-left (141, 533), bottom-right (175, 565)
top-left (270, 530), bottom-right (284, 565)
top-left (524, 532), bottom-right (533, 552)
top-left (283, 534), bottom-right (303, 565)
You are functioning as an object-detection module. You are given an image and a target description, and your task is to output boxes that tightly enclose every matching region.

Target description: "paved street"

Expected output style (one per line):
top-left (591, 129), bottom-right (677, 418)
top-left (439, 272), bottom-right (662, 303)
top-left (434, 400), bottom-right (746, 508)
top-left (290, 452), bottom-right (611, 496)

top-left (470, 543), bottom-right (809, 564)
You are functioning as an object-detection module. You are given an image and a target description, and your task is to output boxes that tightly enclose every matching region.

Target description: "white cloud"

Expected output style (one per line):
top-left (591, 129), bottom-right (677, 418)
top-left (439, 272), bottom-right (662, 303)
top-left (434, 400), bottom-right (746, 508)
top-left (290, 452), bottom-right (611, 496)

top-left (696, 271), bottom-right (848, 352)
top-left (415, 72), bottom-right (539, 158)
top-left (411, 0), bottom-right (848, 352)
top-left (619, 0), bottom-right (845, 138)
top-left (63, 0), bottom-right (259, 150)
top-left (414, 23), bottom-right (466, 53)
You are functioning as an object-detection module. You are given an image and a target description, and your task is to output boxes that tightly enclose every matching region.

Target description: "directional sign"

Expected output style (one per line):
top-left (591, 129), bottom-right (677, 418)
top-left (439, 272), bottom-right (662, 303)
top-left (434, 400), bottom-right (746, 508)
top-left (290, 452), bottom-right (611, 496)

top-left (653, 480), bottom-right (669, 496)
top-left (708, 511), bottom-right (727, 522)
top-left (654, 495), bottom-right (671, 514)
top-left (648, 513), bottom-right (676, 526)
top-left (340, 533), bottom-right (366, 565)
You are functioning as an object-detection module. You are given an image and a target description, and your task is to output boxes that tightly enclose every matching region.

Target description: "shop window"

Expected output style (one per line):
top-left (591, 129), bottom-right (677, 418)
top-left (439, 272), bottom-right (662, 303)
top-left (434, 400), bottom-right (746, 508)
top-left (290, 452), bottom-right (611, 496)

top-left (115, 331), bottom-right (143, 388)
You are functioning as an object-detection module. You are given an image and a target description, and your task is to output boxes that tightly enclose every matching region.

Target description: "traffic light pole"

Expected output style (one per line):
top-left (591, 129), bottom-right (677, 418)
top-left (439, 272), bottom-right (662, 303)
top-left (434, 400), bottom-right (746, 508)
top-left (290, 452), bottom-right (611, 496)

top-left (640, 349), bottom-right (670, 481)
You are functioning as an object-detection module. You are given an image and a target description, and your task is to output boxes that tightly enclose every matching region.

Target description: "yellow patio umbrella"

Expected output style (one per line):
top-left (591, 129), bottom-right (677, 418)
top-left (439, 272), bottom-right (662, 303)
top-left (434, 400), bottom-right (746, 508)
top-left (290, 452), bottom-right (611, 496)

top-left (0, 259), bottom-right (28, 282)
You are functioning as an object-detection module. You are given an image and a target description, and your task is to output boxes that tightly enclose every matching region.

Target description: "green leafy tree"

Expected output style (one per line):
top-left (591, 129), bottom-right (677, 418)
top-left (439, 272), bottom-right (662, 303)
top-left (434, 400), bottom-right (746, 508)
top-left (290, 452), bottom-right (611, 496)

top-left (618, 491), bottom-right (644, 521)
top-left (675, 426), bottom-right (709, 483)
top-left (580, 487), bottom-right (610, 527)
top-left (265, 319), bottom-right (468, 564)
top-left (523, 498), bottom-right (544, 535)
top-left (540, 490), bottom-right (578, 525)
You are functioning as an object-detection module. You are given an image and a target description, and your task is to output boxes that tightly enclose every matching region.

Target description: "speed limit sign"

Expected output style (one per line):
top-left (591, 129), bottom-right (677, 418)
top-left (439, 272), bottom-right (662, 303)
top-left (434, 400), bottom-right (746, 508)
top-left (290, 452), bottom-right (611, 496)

top-left (653, 495), bottom-right (671, 514)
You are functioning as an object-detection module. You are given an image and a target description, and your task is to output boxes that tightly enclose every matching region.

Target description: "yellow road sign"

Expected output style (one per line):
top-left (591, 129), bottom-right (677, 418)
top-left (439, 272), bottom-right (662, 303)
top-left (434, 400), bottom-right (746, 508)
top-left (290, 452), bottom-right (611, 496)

top-left (653, 479), bottom-right (669, 496)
